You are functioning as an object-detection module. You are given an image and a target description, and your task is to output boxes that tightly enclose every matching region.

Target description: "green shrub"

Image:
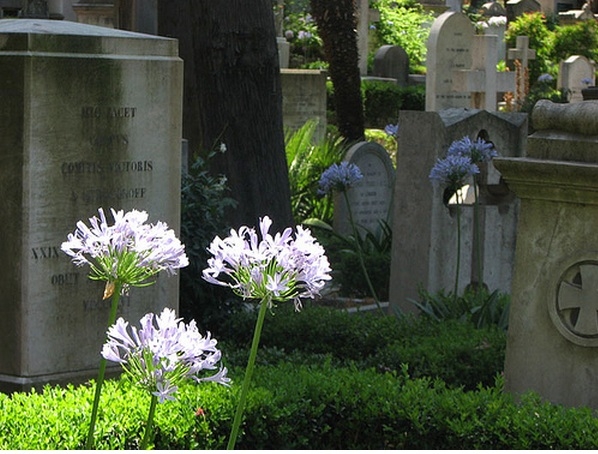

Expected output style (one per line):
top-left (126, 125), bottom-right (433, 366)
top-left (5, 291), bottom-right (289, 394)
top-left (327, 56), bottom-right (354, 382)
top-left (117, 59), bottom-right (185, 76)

top-left (218, 304), bottom-right (505, 390)
top-left (410, 287), bottom-right (510, 330)
top-left (370, 0), bottom-right (435, 72)
top-left (362, 80), bottom-right (425, 128)
top-left (327, 79), bottom-right (425, 130)
top-left (285, 120), bottom-right (349, 224)
top-left (3, 336), bottom-right (598, 449)
top-left (551, 19), bottom-right (598, 64)
top-left (505, 12), bottom-right (554, 84)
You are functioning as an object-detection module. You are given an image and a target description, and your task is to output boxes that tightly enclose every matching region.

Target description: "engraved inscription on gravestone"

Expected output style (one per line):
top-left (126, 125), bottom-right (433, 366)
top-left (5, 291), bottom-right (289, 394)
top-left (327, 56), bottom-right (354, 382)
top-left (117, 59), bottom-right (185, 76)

top-left (333, 142), bottom-right (395, 238)
top-left (425, 11), bottom-right (474, 111)
top-left (0, 19), bottom-right (183, 390)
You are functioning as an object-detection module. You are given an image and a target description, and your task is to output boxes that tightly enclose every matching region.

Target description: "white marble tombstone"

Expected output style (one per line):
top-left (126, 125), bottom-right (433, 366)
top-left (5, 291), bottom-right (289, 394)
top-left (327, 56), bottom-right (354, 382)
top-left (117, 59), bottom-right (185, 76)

top-left (333, 142), bottom-right (395, 239)
top-left (425, 11), bottom-right (475, 112)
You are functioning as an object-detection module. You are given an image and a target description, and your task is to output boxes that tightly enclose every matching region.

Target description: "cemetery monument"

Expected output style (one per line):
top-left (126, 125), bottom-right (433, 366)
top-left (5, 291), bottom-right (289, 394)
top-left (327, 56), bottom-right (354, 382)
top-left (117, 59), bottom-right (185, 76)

top-left (0, 18), bottom-right (183, 392)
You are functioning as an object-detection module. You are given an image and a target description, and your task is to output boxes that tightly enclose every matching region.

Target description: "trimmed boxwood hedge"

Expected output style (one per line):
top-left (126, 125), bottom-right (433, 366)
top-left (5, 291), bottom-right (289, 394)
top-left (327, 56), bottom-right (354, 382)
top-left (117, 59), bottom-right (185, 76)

top-left (2, 364), bottom-right (598, 449)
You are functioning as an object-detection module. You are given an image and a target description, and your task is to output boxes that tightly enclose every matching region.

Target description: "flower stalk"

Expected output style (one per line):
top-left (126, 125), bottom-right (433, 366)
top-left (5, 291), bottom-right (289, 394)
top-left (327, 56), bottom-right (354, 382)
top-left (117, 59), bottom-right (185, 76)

top-left (227, 295), bottom-right (271, 450)
top-left (85, 282), bottom-right (123, 449)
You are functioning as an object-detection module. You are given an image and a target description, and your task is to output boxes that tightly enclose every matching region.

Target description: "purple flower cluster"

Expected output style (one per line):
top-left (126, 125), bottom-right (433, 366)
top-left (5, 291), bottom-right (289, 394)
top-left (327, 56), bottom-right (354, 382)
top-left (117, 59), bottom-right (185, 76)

top-left (203, 216), bottom-right (331, 310)
top-left (384, 123), bottom-right (399, 138)
top-left (102, 308), bottom-right (229, 403)
top-left (429, 136), bottom-right (497, 192)
top-left (317, 162), bottom-right (363, 196)
top-left (61, 208), bottom-right (188, 292)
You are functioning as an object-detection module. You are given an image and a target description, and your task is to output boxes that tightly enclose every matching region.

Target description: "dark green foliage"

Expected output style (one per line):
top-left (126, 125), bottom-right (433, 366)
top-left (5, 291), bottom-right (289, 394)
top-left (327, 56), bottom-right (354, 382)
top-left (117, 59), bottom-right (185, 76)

top-left (410, 287), bottom-right (511, 331)
top-left (179, 152), bottom-right (239, 329)
top-left (370, 0), bottom-right (435, 73)
top-left (285, 120), bottom-right (349, 224)
top-left (305, 219), bottom-right (392, 300)
top-left (328, 79), bottom-right (425, 130)
top-left (551, 20), bottom-right (598, 64)
top-left (505, 12), bottom-right (554, 83)
top-left (219, 304), bottom-right (505, 390)
top-left (362, 80), bottom-right (425, 128)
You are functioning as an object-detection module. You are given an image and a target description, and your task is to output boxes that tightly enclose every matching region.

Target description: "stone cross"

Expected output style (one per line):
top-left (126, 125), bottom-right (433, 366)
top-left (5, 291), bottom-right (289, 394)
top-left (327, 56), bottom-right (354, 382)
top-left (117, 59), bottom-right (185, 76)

top-left (558, 264), bottom-right (598, 336)
top-left (452, 35), bottom-right (516, 111)
top-left (20, 0), bottom-right (48, 18)
top-left (507, 36), bottom-right (536, 103)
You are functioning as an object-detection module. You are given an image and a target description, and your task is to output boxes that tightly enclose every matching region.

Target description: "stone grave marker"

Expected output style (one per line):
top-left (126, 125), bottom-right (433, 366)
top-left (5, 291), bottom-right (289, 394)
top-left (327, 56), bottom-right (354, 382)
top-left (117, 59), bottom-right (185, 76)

top-left (389, 108), bottom-right (527, 314)
top-left (0, 18), bottom-right (183, 392)
top-left (280, 69), bottom-right (328, 143)
top-left (333, 142), bottom-right (395, 239)
top-left (425, 11), bottom-right (475, 112)
top-left (558, 55), bottom-right (595, 104)
top-left (372, 45), bottom-right (410, 86)
top-left (494, 100), bottom-right (598, 409)
top-left (506, 0), bottom-right (541, 22)
top-left (452, 34), bottom-right (516, 111)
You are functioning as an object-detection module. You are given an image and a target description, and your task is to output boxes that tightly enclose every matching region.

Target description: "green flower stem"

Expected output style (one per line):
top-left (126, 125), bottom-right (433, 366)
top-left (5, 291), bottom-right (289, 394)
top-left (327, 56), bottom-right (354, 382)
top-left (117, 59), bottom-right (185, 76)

top-left (85, 281), bottom-right (123, 450)
top-left (140, 394), bottom-right (158, 450)
top-left (342, 191), bottom-right (384, 314)
top-left (227, 295), bottom-right (271, 450)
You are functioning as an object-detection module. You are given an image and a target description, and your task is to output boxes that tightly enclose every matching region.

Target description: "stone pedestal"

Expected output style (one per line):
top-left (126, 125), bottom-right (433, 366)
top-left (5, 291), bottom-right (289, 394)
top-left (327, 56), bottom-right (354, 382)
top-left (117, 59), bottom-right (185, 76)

top-left (0, 19), bottom-right (183, 392)
top-left (495, 100), bottom-right (598, 409)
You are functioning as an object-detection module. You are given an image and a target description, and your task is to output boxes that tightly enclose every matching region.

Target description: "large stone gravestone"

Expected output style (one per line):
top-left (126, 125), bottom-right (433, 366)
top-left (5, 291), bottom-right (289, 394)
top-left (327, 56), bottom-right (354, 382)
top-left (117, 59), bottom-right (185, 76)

top-left (389, 108), bottom-right (527, 314)
top-left (558, 55), bottom-right (595, 104)
top-left (495, 100), bottom-right (598, 409)
top-left (0, 19), bottom-right (183, 392)
top-left (333, 142), bottom-right (395, 239)
top-left (425, 11), bottom-right (475, 112)
top-left (372, 45), bottom-right (410, 87)
top-left (280, 69), bottom-right (328, 143)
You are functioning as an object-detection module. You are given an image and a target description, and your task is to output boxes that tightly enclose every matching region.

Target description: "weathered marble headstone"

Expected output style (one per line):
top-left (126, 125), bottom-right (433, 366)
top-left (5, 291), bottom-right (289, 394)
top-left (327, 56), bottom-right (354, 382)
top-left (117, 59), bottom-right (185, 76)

top-left (0, 19), bottom-right (183, 392)
top-left (389, 108), bottom-right (527, 314)
top-left (372, 45), bottom-right (410, 86)
top-left (333, 142), bottom-right (395, 238)
top-left (280, 69), bottom-right (327, 143)
top-left (425, 11), bottom-right (474, 112)
top-left (494, 100), bottom-right (598, 409)
top-left (558, 55), bottom-right (595, 104)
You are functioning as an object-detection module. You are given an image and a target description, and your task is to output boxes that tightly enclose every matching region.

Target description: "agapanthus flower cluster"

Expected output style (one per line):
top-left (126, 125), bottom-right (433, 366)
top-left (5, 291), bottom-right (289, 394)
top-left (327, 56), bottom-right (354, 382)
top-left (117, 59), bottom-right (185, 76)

top-left (537, 73), bottom-right (554, 84)
top-left (429, 154), bottom-right (480, 191)
top-left (447, 136), bottom-right (498, 165)
top-left (384, 123), bottom-right (399, 139)
top-left (61, 208), bottom-right (188, 294)
top-left (429, 136), bottom-right (497, 193)
top-left (317, 162), bottom-right (363, 196)
top-left (202, 216), bottom-right (331, 310)
top-left (102, 308), bottom-right (229, 403)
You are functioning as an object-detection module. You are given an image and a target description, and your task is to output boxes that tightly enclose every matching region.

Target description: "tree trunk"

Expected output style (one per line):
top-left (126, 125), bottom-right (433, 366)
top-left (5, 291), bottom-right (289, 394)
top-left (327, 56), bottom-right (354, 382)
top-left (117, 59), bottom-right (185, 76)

top-left (310, 0), bottom-right (364, 142)
top-left (159, 0), bottom-right (293, 231)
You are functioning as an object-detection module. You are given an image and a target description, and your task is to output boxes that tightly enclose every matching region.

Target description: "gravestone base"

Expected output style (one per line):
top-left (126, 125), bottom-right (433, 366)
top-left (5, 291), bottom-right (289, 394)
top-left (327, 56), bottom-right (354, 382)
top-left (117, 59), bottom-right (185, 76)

top-left (0, 367), bottom-right (122, 394)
